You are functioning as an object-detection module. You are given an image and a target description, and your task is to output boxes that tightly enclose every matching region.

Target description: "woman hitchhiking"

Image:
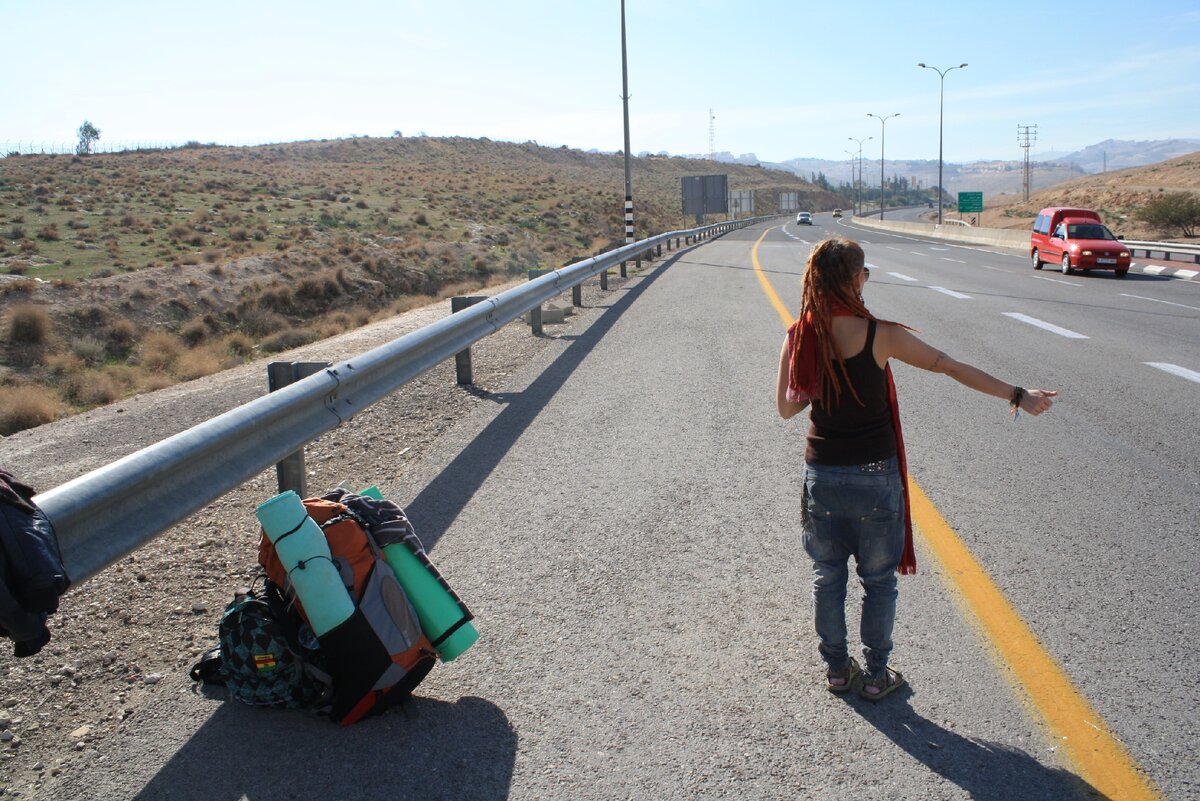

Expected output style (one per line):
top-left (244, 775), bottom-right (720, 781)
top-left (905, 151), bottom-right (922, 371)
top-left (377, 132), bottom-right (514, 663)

top-left (775, 237), bottom-right (1056, 701)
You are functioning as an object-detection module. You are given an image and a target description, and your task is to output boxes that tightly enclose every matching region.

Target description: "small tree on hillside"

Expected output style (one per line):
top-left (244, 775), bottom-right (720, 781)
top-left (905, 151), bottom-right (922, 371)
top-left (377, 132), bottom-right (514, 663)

top-left (76, 120), bottom-right (101, 155)
top-left (1138, 192), bottom-right (1200, 238)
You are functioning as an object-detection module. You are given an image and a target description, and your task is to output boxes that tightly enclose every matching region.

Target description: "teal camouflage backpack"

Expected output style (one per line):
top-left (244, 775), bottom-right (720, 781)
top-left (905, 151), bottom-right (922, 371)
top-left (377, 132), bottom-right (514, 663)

top-left (191, 579), bottom-right (331, 708)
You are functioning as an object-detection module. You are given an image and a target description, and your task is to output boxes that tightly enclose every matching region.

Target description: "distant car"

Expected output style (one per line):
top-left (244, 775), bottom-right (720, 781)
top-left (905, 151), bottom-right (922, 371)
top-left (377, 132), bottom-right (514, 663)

top-left (796, 212), bottom-right (813, 225)
top-left (1030, 206), bottom-right (1130, 277)
top-left (832, 209), bottom-right (843, 218)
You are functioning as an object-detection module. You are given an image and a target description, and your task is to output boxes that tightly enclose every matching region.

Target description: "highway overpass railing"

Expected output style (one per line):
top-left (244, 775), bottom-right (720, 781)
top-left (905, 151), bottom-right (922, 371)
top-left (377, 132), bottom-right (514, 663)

top-left (33, 216), bottom-right (776, 586)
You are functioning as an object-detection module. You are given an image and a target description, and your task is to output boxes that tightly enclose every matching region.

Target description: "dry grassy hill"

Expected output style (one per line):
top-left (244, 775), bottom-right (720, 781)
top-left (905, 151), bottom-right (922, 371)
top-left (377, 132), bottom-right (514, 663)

top-left (0, 136), bottom-right (841, 434)
top-left (959, 150), bottom-right (1200, 238)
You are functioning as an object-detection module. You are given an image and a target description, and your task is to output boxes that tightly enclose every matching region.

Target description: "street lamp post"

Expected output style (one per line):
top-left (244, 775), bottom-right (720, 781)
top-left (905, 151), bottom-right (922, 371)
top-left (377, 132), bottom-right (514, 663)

top-left (843, 150), bottom-right (857, 215)
top-left (917, 62), bottom-right (967, 225)
top-left (867, 113), bottom-right (899, 220)
top-left (847, 136), bottom-right (871, 218)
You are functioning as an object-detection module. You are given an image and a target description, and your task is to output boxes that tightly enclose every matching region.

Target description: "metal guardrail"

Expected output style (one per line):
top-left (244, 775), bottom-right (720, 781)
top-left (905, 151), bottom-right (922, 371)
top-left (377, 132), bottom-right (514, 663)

top-left (1120, 240), bottom-right (1200, 265)
top-left (33, 216), bottom-right (775, 586)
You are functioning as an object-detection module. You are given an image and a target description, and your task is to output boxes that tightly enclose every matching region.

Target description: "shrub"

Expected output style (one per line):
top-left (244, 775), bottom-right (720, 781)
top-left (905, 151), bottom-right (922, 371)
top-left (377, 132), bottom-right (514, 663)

top-left (6, 304), bottom-right (51, 345)
top-left (222, 331), bottom-right (255, 357)
top-left (174, 347), bottom-right (221, 380)
top-left (103, 318), bottom-right (139, 358)
top-left (70, 336), bottom-right (108, 367)
top-left (135, 330), bottom-right (184, 371)
top-left (0, 385), bottom-right (63, 435)
top-left (0, 277), bottom-right (38, 294)
top-left (237, 306), bottom-right (288, 336)
top-left (44, 351), bottom-right (84, 376)
top-left (261, 327), bottom-right (318, 353)
top-left (1137, 192), bottom-right (1200, 237)
top-left (179, 317), bottom-right (209, 346)
top-left (63, 370), bottom-right (122, 406)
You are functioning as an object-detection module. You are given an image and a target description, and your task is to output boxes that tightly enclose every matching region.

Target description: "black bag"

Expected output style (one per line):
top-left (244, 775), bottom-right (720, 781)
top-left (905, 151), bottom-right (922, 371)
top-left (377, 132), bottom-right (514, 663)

top-left (0, 470), bottom-right (70, 657)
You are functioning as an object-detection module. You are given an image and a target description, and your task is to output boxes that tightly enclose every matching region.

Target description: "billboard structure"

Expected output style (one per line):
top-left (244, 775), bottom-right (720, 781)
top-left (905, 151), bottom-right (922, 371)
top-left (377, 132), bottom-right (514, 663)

top-left (728, 190), bottom-right (754, 218)
top-left (681, 175), bottom-right (729, 223)
top-left (778, 191), bottom-right (800, 212)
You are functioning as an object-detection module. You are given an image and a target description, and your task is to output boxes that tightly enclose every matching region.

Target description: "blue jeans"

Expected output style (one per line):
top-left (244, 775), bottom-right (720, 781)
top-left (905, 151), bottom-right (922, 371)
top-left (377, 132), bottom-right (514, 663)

top-left (801, 458), bottom-right (904, 678)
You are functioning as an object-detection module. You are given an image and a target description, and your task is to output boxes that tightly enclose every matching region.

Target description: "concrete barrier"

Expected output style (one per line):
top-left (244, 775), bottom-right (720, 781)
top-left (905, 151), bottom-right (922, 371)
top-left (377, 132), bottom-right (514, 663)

top-left (853, 216), bottom-right (1028, 250)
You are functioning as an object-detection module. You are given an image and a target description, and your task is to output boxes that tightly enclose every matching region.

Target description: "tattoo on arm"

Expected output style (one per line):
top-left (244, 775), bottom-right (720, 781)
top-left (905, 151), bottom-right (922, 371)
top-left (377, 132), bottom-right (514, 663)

top-left (931, 352), bottom-right (947, 372)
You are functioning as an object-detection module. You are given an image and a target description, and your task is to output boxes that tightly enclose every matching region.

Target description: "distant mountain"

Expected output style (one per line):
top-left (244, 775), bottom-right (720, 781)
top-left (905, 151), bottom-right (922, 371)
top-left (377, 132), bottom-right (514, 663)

top-left (675, 139), bottom-right (1200, 197)
top-left (1041, 138), bottom-right (1200, 173)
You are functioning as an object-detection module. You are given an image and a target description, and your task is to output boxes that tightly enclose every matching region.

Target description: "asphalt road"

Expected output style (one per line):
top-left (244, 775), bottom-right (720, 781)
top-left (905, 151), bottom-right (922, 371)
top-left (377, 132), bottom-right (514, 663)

top-left (34, 216), bottom-right (1200, 800)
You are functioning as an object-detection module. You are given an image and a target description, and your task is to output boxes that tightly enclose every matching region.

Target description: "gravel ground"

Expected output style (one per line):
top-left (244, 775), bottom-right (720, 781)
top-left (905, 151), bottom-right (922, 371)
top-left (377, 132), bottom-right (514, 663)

top-left (0, 264), bottom-right (640, 798)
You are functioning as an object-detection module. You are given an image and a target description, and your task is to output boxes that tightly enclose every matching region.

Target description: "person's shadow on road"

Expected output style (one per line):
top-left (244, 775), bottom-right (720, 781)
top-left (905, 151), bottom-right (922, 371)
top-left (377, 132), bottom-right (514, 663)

top-left (846, 686), bottom-right (1112, 801)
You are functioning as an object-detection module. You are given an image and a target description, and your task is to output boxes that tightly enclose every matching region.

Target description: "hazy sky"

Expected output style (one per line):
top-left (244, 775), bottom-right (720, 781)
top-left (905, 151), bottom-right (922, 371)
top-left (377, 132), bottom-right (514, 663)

top-left (5, 0), bottom-right (1198, 164)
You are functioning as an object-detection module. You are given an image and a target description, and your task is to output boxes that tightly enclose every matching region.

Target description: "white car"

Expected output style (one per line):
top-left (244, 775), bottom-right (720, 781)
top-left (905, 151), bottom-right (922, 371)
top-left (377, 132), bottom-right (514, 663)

top-left (796, 212), bottom-right (813, 225)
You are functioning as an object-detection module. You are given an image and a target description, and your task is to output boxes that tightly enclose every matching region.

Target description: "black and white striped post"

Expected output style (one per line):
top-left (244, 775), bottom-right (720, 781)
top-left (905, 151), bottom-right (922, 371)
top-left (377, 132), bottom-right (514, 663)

top-left (618, 0), bottom-right (633, 286)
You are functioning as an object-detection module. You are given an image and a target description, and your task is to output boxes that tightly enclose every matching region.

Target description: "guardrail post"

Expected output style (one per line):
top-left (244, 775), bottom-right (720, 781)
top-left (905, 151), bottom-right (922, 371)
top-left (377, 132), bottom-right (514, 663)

top-left (267, 361), bottom-right (331, 496)
top-left (600, 266), bottom-right (608, 290)
top-left (451, 295), bottom-right (487, 384)
top-left (656, 244), bottom-right (662, 257)
top-left (620, 260), bottom-right (627, 278)
top-left (572, 283), bottom-right (582, 306)
top-left (527, 269), bottom-right (548, 334)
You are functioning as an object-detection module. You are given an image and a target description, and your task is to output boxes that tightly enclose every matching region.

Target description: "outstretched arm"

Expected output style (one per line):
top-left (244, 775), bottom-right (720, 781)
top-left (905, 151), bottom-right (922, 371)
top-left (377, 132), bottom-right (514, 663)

top-left (882, 324), bottom-right (1057, 416)
top-left (776, 337), bottom-right (809, 419)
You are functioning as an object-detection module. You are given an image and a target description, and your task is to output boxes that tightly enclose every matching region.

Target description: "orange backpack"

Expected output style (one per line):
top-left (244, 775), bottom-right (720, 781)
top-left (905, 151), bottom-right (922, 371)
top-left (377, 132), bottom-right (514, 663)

top-left (258, 496), bottom-right (436, 725)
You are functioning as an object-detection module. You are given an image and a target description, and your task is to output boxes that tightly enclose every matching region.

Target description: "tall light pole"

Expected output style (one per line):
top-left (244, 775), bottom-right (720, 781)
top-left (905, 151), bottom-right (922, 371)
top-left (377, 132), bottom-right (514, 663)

top-left (620, 0), bottom-right (633, 244)
top-left (917, 62), bottom-right (967, 225)
top-left (844, 150), bottom-right (857, 215)
top-left (847, 135), bottom-right (871, 218)
top-left (867, 113), bottom-right (899, 220)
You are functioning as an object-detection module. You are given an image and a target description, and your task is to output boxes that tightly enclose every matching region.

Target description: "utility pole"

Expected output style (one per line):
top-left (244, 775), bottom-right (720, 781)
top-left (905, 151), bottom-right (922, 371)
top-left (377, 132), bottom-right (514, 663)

top-left (621, 0), bottom-right (633, 244)
top-left (708, 108), bottom-right (716, 162)
top-left (1017, 123), bottom-right (1037, 202)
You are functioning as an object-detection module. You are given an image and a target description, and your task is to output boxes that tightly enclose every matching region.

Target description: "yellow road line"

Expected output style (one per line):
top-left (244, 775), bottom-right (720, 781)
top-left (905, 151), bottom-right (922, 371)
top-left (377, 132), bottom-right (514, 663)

top-left (752, 229), bottom-right (1162, 801)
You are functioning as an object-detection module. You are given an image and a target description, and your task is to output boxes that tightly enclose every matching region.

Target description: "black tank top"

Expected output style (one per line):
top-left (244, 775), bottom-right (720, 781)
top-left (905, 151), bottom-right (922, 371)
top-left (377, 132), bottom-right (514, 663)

top-left (805, 319), bottom-right (897, 465)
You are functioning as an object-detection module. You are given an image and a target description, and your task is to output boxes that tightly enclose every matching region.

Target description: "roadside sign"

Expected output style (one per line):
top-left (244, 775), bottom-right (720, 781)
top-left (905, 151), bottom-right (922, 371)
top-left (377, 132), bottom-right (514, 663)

top-left (958, 191), bottom-right (983, 213)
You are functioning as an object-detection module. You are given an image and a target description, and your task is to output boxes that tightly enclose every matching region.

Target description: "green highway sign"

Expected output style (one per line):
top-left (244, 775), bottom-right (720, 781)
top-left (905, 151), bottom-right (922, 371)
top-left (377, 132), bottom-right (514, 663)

top-left (958, 192), bottom-right (983, 213)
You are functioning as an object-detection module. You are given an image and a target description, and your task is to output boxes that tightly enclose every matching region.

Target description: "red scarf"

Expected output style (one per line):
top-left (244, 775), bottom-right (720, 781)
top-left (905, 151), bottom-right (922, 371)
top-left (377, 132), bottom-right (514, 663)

top-left (788, 308), bottom-right (917, 575)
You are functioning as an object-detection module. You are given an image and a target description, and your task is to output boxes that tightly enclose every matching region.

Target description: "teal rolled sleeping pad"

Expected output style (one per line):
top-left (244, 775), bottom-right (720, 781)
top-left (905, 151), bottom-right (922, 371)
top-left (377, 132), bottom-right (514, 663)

top-left (361, 487), bottom-right (479, 662)
top-left (256, 490), bottom-right (355, 637)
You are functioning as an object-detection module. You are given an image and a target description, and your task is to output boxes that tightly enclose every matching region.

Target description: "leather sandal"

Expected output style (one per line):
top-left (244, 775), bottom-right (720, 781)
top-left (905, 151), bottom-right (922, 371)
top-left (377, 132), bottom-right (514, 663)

top-left (826, 657), bottom-right (862, 693)
top-left (857, 666), bottom-right (905, 701)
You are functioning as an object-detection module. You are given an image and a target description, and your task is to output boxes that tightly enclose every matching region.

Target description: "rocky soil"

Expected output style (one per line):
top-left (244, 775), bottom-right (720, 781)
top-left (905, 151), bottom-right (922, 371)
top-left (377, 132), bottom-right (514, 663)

top-left (0, 265), bottom-right (635, 798)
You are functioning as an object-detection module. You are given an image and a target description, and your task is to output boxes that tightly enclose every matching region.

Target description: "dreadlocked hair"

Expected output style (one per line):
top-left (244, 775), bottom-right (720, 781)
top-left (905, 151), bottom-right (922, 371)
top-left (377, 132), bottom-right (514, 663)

top-left (792, 237), bottom-right (910, 407)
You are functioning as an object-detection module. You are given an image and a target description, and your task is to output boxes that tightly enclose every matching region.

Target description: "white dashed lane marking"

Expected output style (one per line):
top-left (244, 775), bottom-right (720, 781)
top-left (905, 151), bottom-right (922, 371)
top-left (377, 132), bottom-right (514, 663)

top-left (1146, 363), bottom-right (1200, 384)
top-left (1032, 275), bottom-right (1083, 286)
top-left (929, 286), bottom-right (972, 299)
top-left (940, 258), bottom-right (967, 264)
top-left (1120, 294), bottom-right (1200, 312)
top-left (888, 272), bottom-right (918, 282)
top-left (1003, 313), bottom-right (1089, 339)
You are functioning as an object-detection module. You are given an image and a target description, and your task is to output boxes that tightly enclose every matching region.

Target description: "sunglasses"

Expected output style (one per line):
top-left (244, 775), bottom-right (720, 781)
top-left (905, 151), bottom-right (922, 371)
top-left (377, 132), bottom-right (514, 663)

top-left (862, 266), bottom-right (870, 281)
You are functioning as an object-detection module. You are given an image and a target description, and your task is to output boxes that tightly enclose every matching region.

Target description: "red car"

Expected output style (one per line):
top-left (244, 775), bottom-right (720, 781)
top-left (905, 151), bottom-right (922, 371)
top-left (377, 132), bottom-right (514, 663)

top-left (1030, 207), bottom-right (1131, 277)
